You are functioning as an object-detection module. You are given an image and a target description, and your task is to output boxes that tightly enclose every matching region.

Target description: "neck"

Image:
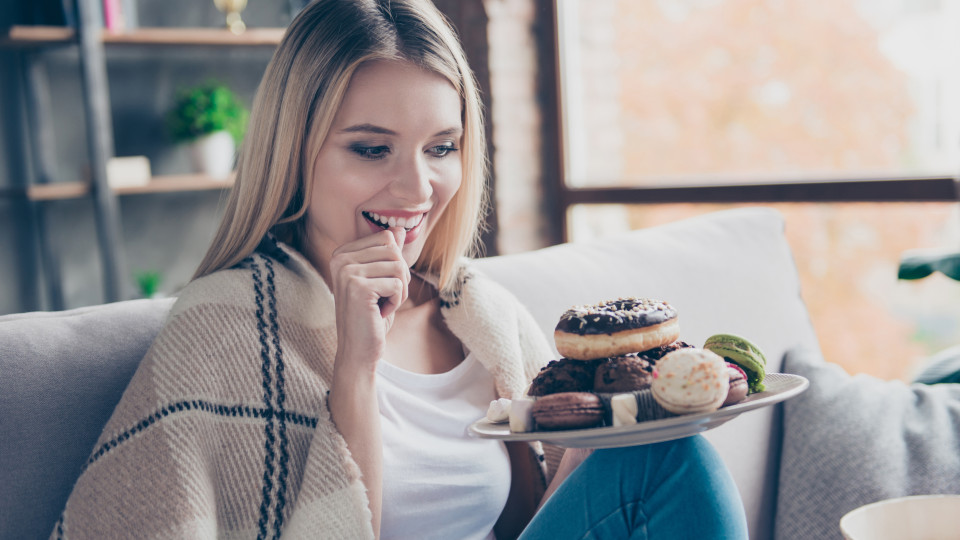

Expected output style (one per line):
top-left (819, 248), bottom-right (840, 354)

top-left (399, 273), bottom-right (436, 312)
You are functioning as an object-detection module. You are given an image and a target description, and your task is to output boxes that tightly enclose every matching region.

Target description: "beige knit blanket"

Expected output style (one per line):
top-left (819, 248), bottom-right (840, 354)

top-left (52, 238), bottom-right (552, 540)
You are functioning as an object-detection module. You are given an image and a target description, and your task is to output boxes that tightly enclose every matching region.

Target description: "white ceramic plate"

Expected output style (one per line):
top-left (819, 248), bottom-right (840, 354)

top-left (469, 372), bottom-right (808, 448)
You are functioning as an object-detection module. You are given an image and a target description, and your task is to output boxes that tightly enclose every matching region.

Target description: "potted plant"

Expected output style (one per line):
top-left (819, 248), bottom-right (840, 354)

top-left (166, 82), bottom-right (249, 178)
top-left (134, 270), bottom-right (164, 299)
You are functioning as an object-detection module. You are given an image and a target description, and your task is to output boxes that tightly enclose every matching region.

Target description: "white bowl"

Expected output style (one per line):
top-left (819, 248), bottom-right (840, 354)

top-left (840, 495), bottom-right (960, 540)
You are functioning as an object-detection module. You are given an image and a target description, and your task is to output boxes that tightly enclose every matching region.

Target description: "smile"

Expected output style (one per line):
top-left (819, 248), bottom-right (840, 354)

top-left (362, 211), bottom-right (425, 231)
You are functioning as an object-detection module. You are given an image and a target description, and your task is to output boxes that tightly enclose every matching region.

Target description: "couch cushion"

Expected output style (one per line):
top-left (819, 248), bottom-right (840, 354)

top-left (0, 297), bottom-right (174, 540)
top-left (777, 346), bottom-right (960, 540)
top-left (475, 207), bottom-right (820, 540)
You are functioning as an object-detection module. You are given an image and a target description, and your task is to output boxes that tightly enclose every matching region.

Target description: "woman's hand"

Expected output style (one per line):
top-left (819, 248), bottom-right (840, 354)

top-left (328, 227), bottom-right (409, 373)
top-left (326, 226), bottom-right (408, 540)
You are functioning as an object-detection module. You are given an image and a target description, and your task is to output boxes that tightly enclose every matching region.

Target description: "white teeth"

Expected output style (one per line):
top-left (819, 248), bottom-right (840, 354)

top-left (364, 211), bottom-right (425, 230)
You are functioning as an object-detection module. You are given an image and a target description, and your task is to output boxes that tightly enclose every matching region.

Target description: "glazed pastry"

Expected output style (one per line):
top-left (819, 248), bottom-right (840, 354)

top-left (528, 358), bottom-right (603, 396)
top-left (554, 298), bottom-right (681, 360)
top-left (651, 348), bottom-right (729, 415)
top-left (531, 392), bottom-right (604, 430)
top-left (593, 354), bottom-right (655, 393)
top-left (703, 334), bottom-right (767, 393)
top-left (723, 363), bottom-right (749, 406)
top-left (509, 396), bottom-right (536, 433)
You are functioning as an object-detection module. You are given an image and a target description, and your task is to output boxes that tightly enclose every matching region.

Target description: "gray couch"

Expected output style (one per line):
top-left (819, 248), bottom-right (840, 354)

top-left (4, 208), bottom-right (956, 540)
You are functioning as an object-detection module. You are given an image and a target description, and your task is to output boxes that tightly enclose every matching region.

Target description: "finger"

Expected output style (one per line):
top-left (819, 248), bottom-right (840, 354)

top-left (337, 260), bottom-right (410, 282)
top-left (332, 229), bottom-right (402, 258)
top-left (340, 274), bottom-right (405, 313)
top-left (389, 226), bottom-right (406, 249)
top-left (388, 227), bottom-right (408, 304)
top-left (371, 277), bottom-right (405, 318)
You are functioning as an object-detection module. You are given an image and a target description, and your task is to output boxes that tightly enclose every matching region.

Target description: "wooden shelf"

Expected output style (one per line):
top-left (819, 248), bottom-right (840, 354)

top-left (3, 26), bottom-right (284, 47)
top-left (19, 173), bottom-right (235, 201)
top-left (2, 25), bottom-right (74, 46)
top-left (114, 173), bottom-right (235, 194)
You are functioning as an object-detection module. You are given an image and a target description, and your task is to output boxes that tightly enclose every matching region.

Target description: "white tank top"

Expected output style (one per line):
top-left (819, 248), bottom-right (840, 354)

top-left (376, 353), bottom-right (511, 540)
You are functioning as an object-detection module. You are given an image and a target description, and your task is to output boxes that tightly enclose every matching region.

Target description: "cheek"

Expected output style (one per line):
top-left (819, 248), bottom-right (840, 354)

top-left (435, 161), bottom-right (463, 205)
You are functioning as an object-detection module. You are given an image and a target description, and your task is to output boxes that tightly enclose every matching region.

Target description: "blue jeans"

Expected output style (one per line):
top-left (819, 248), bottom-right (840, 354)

top-left (519, 435), bottom-right (748, 540)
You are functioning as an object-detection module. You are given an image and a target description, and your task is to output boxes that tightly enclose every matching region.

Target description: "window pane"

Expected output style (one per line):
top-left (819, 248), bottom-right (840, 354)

top-left (568, 202), bottom-right (960, 381)
top-left (558, 0), bottom-right (960, 187)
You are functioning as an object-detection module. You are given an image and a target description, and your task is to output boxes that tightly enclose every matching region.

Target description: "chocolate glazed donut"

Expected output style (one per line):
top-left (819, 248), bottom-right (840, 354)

top-left (554, 298), bottom-right (681, 360)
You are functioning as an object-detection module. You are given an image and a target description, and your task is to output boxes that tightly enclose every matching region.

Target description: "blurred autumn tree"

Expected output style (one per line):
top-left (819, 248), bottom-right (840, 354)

top-left (570, 0), bottom-right (960, 380)
top-left (615, 0), bottom-right (912, 179)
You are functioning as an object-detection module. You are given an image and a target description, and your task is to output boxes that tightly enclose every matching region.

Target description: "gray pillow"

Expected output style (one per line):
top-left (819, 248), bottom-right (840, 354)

top-left (0, 298), bottom-right (174, 540)
top-left (776, 346), bottom-right (960, 540)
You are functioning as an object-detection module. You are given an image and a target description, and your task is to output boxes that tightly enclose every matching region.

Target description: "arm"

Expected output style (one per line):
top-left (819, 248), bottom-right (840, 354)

top-left (537, 447), bottom-right (593, 511)
top-left (494, 442), bottom-right (540, 540)
top-left (494, 445), bottom-right (595, 539)
top-left (326, 228), bottom-right (410, 540)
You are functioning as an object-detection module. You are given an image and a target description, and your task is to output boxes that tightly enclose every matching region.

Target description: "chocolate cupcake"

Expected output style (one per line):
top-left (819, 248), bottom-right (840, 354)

top-left (593, 354), bottom-right (655, 393)
top-left (528, 358), bottom-right (602, 396)
top-left (639, 340), bottom-right (695, 362)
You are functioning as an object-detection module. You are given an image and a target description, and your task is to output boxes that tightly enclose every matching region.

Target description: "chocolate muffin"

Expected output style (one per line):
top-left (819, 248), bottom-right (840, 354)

top-left (528, 358), bottom-right (602, 396)
top-left (639, 340), bottom-right (695, 362)
top-left (593, 354), bottom-right (655, 393)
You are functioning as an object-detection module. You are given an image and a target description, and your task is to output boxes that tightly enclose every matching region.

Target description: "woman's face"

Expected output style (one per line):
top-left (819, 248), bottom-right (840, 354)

top-left (304, 60), bottom-right (463, 280)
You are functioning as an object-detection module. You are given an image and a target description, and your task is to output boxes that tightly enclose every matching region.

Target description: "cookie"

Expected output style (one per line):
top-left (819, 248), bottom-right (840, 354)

top-left (531, 392), bottom-right (604, 430)
top-left (651, 348), bottom-right (729, 415)
top-left (703, 334), bottom-right (767, 393)
top-left (723, 363), bottom-right (749, 406)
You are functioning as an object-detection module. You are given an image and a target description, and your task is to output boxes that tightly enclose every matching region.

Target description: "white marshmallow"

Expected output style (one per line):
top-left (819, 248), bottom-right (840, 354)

top-left (611, 393), bottom-right (639, 427)
top-left (485, 398), bottom-right (512, 423)
top-left (509, 396), bottom-right (536, 433)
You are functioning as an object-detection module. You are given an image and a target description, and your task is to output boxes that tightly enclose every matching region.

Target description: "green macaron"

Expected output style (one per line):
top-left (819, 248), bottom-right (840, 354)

top-left (703, 333), bottom-right (767, 393)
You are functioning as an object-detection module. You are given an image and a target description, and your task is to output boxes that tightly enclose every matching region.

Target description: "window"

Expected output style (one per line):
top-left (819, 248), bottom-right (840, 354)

top-left (551, 0), bottom-right (960, 380)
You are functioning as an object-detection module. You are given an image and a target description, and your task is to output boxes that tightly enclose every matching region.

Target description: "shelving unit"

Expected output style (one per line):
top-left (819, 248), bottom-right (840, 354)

top-left (3, 0), bottom-right (282, 310)
top-left (4, 25), bottom-right (285, 46)
top-left (23, 174), bottom-right (236, 201)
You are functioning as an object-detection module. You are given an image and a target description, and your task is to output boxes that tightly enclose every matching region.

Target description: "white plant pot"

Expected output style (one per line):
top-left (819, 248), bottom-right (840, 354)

top-left (189, 131), bottom-right (236, 178)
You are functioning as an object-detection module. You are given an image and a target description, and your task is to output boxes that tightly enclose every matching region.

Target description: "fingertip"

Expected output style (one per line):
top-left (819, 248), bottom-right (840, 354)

top-left (389, 227), bottom-right (406, 248)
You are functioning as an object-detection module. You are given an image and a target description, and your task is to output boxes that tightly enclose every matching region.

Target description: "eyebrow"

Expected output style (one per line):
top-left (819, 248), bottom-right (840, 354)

top-left (338, 123), bottom-right (462, 137)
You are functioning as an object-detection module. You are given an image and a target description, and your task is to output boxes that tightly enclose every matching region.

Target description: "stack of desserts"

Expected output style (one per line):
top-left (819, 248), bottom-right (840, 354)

top-left (489, 298), bottom-right (767, 433)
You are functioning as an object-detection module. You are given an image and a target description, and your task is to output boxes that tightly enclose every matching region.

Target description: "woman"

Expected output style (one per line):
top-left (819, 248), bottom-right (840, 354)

top-left (53, 1), bottom-right (747, 538)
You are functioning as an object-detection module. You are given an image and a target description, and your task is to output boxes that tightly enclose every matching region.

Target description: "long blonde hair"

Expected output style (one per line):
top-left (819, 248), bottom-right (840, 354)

top-left (194, 0), bottom-right (488, 292)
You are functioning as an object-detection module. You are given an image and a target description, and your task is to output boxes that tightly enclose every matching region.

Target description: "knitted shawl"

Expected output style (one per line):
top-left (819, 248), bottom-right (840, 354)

top-left (52, 239), bottom-right (553, 540)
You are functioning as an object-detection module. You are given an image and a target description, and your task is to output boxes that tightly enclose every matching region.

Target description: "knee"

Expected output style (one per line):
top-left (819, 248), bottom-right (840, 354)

top-left (591, 435), bottom-right (717, 467)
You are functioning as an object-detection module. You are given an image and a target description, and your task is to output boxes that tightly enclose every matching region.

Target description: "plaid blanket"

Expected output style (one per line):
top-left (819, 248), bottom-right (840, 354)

top-left (52, 238), bottom-right (551, 539)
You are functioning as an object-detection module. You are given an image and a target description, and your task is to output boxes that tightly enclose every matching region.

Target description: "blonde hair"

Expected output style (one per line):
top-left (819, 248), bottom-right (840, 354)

top-left (194, 0), bottom-right (488, 292)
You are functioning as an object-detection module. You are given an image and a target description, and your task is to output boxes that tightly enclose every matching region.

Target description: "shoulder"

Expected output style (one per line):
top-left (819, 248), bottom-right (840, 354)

top-left (438, 258), bottom-right (519, 311)
top-left (171, 238), bottom-right (334, 328)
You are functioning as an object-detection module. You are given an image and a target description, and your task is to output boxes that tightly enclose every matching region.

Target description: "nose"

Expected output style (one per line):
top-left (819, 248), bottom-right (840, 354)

top-left (389, 152), bottom-right (433, 203)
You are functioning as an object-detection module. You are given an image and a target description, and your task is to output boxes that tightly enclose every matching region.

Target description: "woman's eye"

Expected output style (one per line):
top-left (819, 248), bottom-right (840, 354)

top-left (429, 143), bottom-right (459, 158)
top-left (351, 145), bottom-right (390, 160)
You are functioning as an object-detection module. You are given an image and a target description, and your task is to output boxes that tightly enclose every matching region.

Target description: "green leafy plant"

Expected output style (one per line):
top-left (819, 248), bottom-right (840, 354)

top-left (135, 270), bottom-right (163, 298)
top-left (166, 82), bottom-right (249, 144)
